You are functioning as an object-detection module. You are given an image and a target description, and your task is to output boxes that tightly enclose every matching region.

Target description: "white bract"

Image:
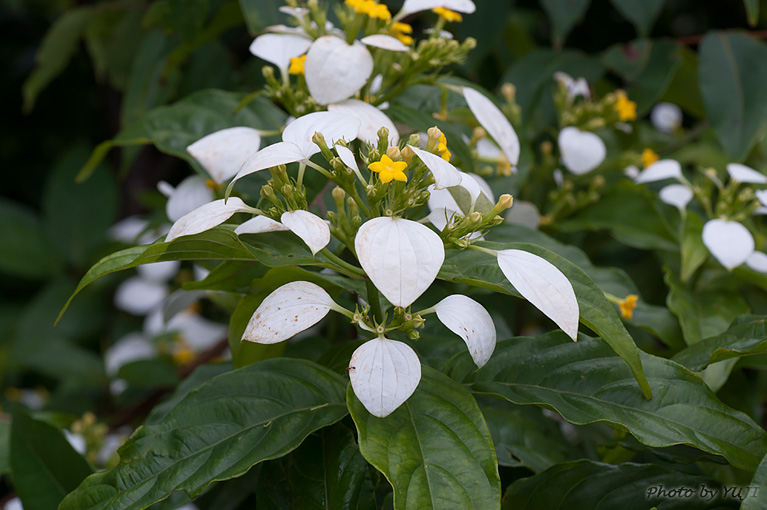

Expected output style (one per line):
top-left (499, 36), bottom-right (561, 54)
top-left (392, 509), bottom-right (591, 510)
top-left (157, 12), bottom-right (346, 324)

top-left (558, 127), bottom-right (606, 175)
top-left (165, 198), bottom-right (250, 242)
top-left (328, 99), bottom-right (399, 145)
top-left (553, 72), bottom-right (590, 100)
top-left (186, 127), bottom-right (263, 184)
top-left (726, 163), bottom-right (767, 184)
top-left (249, 33), bottom-right (312, 80)
top-left (305, 36), bottom-right (373, 105)
top-left (158, 176), bottom-right (214, 222)
top-left (242, 281), bottom-right (336, 344)
top-left (235, 210), bottom-right (330, 255)
top-left (434, 294), bottom-right (495, 367)
top-left (463, 87), bottom-right (520, 169)
top-left (650, 102), bottom-right (682, 133)
top-left (634, 159), bottom-right (683, 184)
top-left (349, 337), bottom-right (421, 417)
top-left (360, 34), bottom-right (409, 52)
top-left (104, 332), bottom-right (157, 377)
top-left (355, 217), bottom-right (445, 307)
top-left (114, 277), bottom-right (168, 316)
top-left (702, 219), bottom-right (755, 271)
top-left (136, 261), bottom-right (181, 283)
top-left (496, 249), bottom-right (579, 340)
top-left (232, 111), bottom-right (360, 187)
top-left (746, 252), bottom-right (767, 273)
top-left (407, 145), bottom-right (462, 188)
top-left (659, 184), bottom-right (693, 210)
top-left (396, 0), bottom-right (476, 19)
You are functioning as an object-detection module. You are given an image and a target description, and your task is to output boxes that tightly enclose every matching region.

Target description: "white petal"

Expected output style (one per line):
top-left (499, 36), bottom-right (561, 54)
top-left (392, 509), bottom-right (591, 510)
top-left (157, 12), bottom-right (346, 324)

top-left (109, 215), bottom-right (148, 242)
top-left (335, 144), bottom-right (360, 174)
top-left (463, 87), bottom-right (520, 167)
top-left (105, 332), bottom-right (156, 376)
top-left (407, 145), bottom-right (462, 189)
top-left (553, 72), bottom-right (590, 100)
top-left (4, 498), bottom-right (23, 510)
top-left (248, 33), bottom-right (312, 77)
top-left (496, 249), bottom-right (579, 340)
top-left (659, 184), bottom-right (693, 210)
top-left (242, 281), bottom-right (334, 344)
top-left (756, 189), bottom-right (767, 207)
top-left (427, 185), bottom-right (460, 215)
top-left (397, 0), bottom-right (476, 17)
top-left (624, 165), bottom-right (640, 179)
top-left (702, 219), bottom-right (755, 271)
top-left (280, 210), bottom-right (331, 255)
top-left (360, 34), bottom-right (409, 52)
top-left (136, 260), bottom-right (181, 282)
top-left (186, 127), bottom-right (263, 184)
top-left (64, 431), bottom-right (87, 455)
top-left (505, 200), bottom-right (541, 230)
top-left (635, 159), bottom-right (682, 184)
top-left (427, 207), bottom-right (452, 231)
top-left (279, 6), bottom-right (309, 19)
top-left (727, 163), bottom-right (767, 184)
top-left (558, 127), bottom-right (606, 175)
top-left (746, 252), bottom-right (767, 273)
top-left (165, 176), bottom-right (214, 222)
top-left (475, 137), bottom-right (502, 160)
top-left (233, 142), bottom-right (305, 185)
top-left (304, 36), bottom-right (373, 105)
top-left (754, 206), bottom-right (767, 215)
top-left (355, 217), bottom-right (445, 307)
top-left (157, 181), bottom-right (175, 197)
top-left (235, 215), bottom-right (289, 235)
top-left (349, 337), bottom-right (421, 418)
top-left (369, 74), bottom-right (383, 95)
top-left (434, 295), bottom-right (495, 367)
top-left (328, 99), bottom-right (399, 145)
top-left (166, 311), bottom-right (227, 351)
top-left (166, 198), bottom-right (249, 242)
top-left (650, 102), bottom-right (682, 133)
top-left (282, 111), bottom-right (361, 158)
top-left (114, 277), bottom-right (168, 316)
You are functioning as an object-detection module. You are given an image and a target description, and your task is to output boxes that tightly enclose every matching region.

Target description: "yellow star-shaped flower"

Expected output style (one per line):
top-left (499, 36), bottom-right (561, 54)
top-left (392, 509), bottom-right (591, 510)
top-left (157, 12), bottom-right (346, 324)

top-left (369, 155), bottom-right (408, 183)
top-left (437, 133), bottom-right (451, 161)
top-left (433, 7), bottom-right (462, 22)
top-left (289, 55), bottom-right (306, 75)
top-left (641, 148), bottom-right (659, 168)
top-left (619, 294), bottom-right (638, 319)
top-left (389, 22), bottom-right (413, 45)
top-left (614, 90), bottom-right (637, 121)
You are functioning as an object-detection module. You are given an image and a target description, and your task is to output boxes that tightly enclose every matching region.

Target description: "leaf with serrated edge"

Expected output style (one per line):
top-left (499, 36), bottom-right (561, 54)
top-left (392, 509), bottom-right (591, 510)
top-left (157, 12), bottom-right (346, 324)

top-left (434, 294), bottom-right (496, 367)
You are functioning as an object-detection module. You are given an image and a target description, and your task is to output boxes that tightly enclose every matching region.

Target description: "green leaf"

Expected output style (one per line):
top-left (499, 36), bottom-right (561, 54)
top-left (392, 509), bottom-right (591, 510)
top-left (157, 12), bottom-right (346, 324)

top-left (680, 211), bottom-right (708, 282)
top-left (539, 0), bottom-right (591, 47)
top-left (440, 241), bottom-right (652, 399)
top-left (60, 358), bottom-right (348, 510)
top-left (744, 0), bottom-right (760, 27)
top-left (662, 46), bottom-right (705, 118)
top-left (0, 420), bottom-right (9, 476)
top-left (699, 31), bottom-right (767, 160)
top-left (743, 451), bottom-right (767, 509)
top-left (348, 365), bottom-right (501, 510)
top-left (609, 0), bottom-right (665, 38)
top-left (503, 459), bottom-right (736, 509)
top-left (0, 199), bottom-right (63, 279)
top-left (10, 411), bottom-right (93, 510)
top-left (238, 0), bottom-right (281, 34)
top-left (602, 39), bottom-right (681, 114)
top-left (673, 316), bottom-right (767, 370)
top-left (445, 332), bottom-right (767, 472)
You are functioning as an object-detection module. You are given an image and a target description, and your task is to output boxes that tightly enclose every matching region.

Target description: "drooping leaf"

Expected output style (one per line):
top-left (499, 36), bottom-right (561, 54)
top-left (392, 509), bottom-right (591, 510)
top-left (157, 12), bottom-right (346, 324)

top-left (609, 0), bottom-right (665, 38)
top-left (60, 358), bottom-right (348, 510)
top-left (743, 451), bottom-right (767, 509)
top-left (539, 0), bottom-right (591, 47)
top-left (672, 316), bottom-right (767, 370)
top-left (445, 332), bottom-right (767, 471)
top-left (348, 365), bottom-right (501, 509)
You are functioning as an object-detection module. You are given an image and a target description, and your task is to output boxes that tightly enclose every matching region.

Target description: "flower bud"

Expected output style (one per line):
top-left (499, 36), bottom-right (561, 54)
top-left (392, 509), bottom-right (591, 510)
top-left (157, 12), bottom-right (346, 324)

top-left (471, 126), bottom-right (486, 143)
top-left (427, 126), bottom-right (443, 145)
top-left (497, 194), bottom-right (514, 210)
top-left (377, 127), bottom-right (390, 151)
top-left (386, 146), bottom-right (402, 160)
top-left (501, 83), bottom-right (516, 103)
top-left (407, 133), bottom-right (420, 147)
top-left (332, 186), bottom-right (346, 203)
top-left (312, 132), bottom-right (334, 161)
top-left (401, 145), bottom-right (415, 163)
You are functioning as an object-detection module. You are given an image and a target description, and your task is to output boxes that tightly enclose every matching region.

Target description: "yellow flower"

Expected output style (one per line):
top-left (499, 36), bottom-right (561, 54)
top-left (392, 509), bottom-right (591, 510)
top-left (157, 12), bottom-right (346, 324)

top-left (614, 90), bottom-right (636, 121)
top-left (619, 294), bottom-right (638, 319)
top-left (368, 3), bottom-right (391, 20)
top-left (642, 148), bottom-right (659, 168)
top-left (288, 55), bottom-right (306, 75)
top-left (432, 7), bottom-right (462, 22)
top-left (389, 22), bottom-right (413, 45)
top-left (437, 133), bottom-right (451, 161)
top-left (345, 0), bottom-right (370, 12)
top-left (369, 154), bottom-right (408, 183)
top-left (172, 339), bottom-right (195, 365)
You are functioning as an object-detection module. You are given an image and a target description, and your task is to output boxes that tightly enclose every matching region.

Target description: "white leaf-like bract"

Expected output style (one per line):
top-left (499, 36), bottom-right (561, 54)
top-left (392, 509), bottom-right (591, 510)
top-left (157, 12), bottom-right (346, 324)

top-left (397, 0), bottom-right (476, 18)
top-left (186, 127), bottom-right (263, 184)
top-left (282, 110), bottom-right (361, 157)
top-left (137, 261), bottom-right (181, 283)
top-left (635, 159), bottom-right (682, 184)
top-left (355, 217), bottom-right (445, 307)
top-left (434, 294), bottom-right (495, 367)
top-left (235, 142), bottom-right (306, 184)
top-left (360, 34), bottom-right (409, 52)
top-left (328, 99), bottom-right (399, 145)
top-left (280, 210), bottom-right (331, 255)
top-left (756, 189), bottom-right (767, 207)
top-left (650, 102), bottom-right (682, 133)
top-left (747, 252), bottom-right (767, 273)
top-left (659, 184), bottom-right (693, 210)
top-left (235, 215), bottom-right (289, 235)
top-left (553, 72), bottom-right (591, 100)
top-left (305, 36), bottom-right (373, 105)
top-left (558, 127), bottom-right (606, 175)
top-left (164, 176), bottom-right (214, 222)
top-left (114, 278), bottom-right (168, 316)
top-left (496, 249), bottom-right (579, 340)
top-left (349, 337), bottom-right (421, 417)
top-left (166, 198), bottom-right (249, 242)
top-left (249, 33), bottom-right (312, 77)
top-left (407, 145), bottom-right (462, 189)
top-left (335, 144), bottom-right (360, 173)
top-left (727, 163), bottom-right (767, 184)
top-left (105, 333), bottom-right (157, 377)
top-left (463, 87), bottom-right (520, 167)
top-left (702, 219), bottom-right (755, 271)
top-left (242, 281), bottom-right (335, 344)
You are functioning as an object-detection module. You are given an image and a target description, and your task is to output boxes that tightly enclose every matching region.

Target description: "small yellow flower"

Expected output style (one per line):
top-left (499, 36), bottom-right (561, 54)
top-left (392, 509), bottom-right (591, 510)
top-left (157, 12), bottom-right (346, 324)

top-left (345, 0), bottom-right (369, 12)
top-left (437, 133), bottom-right (451, 161)
top-left (614, 90), bottom-right (636, 121)
top-left (432, 7), bottom-right (462, 22)
top-left (289, 55), bottom-right (306, 75)
top-left (172, 339), bottom-right (195, 365)
top-left (642, 148), bottom-right (659, 168)
top-left (389, 22), bottom-right (413, 45)
top-left (369, 154), bottom-right (408, 183)
top-left (619, 294), bottom-right (638, 320)
top-left (368, 3), bottom-right (391, 20)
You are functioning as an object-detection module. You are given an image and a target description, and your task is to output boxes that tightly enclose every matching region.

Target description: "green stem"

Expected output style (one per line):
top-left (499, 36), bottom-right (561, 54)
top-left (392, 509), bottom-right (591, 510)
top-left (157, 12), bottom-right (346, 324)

top-left (320, 248), bottom-right (366, 277)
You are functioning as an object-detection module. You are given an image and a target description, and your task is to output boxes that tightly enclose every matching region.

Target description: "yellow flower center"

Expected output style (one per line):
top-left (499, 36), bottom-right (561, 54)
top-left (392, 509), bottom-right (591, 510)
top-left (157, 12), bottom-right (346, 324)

top-left (641, 148), bottom-right (659, 168)
top-left (619, 294), bottom-right (638, 320)
top-left (289, 55), bottom-right (306, 75)
top-left (389, 22), bottom-right (414, 45)
top-left (368, 154), bottom-right (408, 183)
top-left (614, 91), bottom-right (636, 121)
top-left (432, 7), bottom-right (462, 22)
top-left (437, 133), bottom-right (451, 161)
